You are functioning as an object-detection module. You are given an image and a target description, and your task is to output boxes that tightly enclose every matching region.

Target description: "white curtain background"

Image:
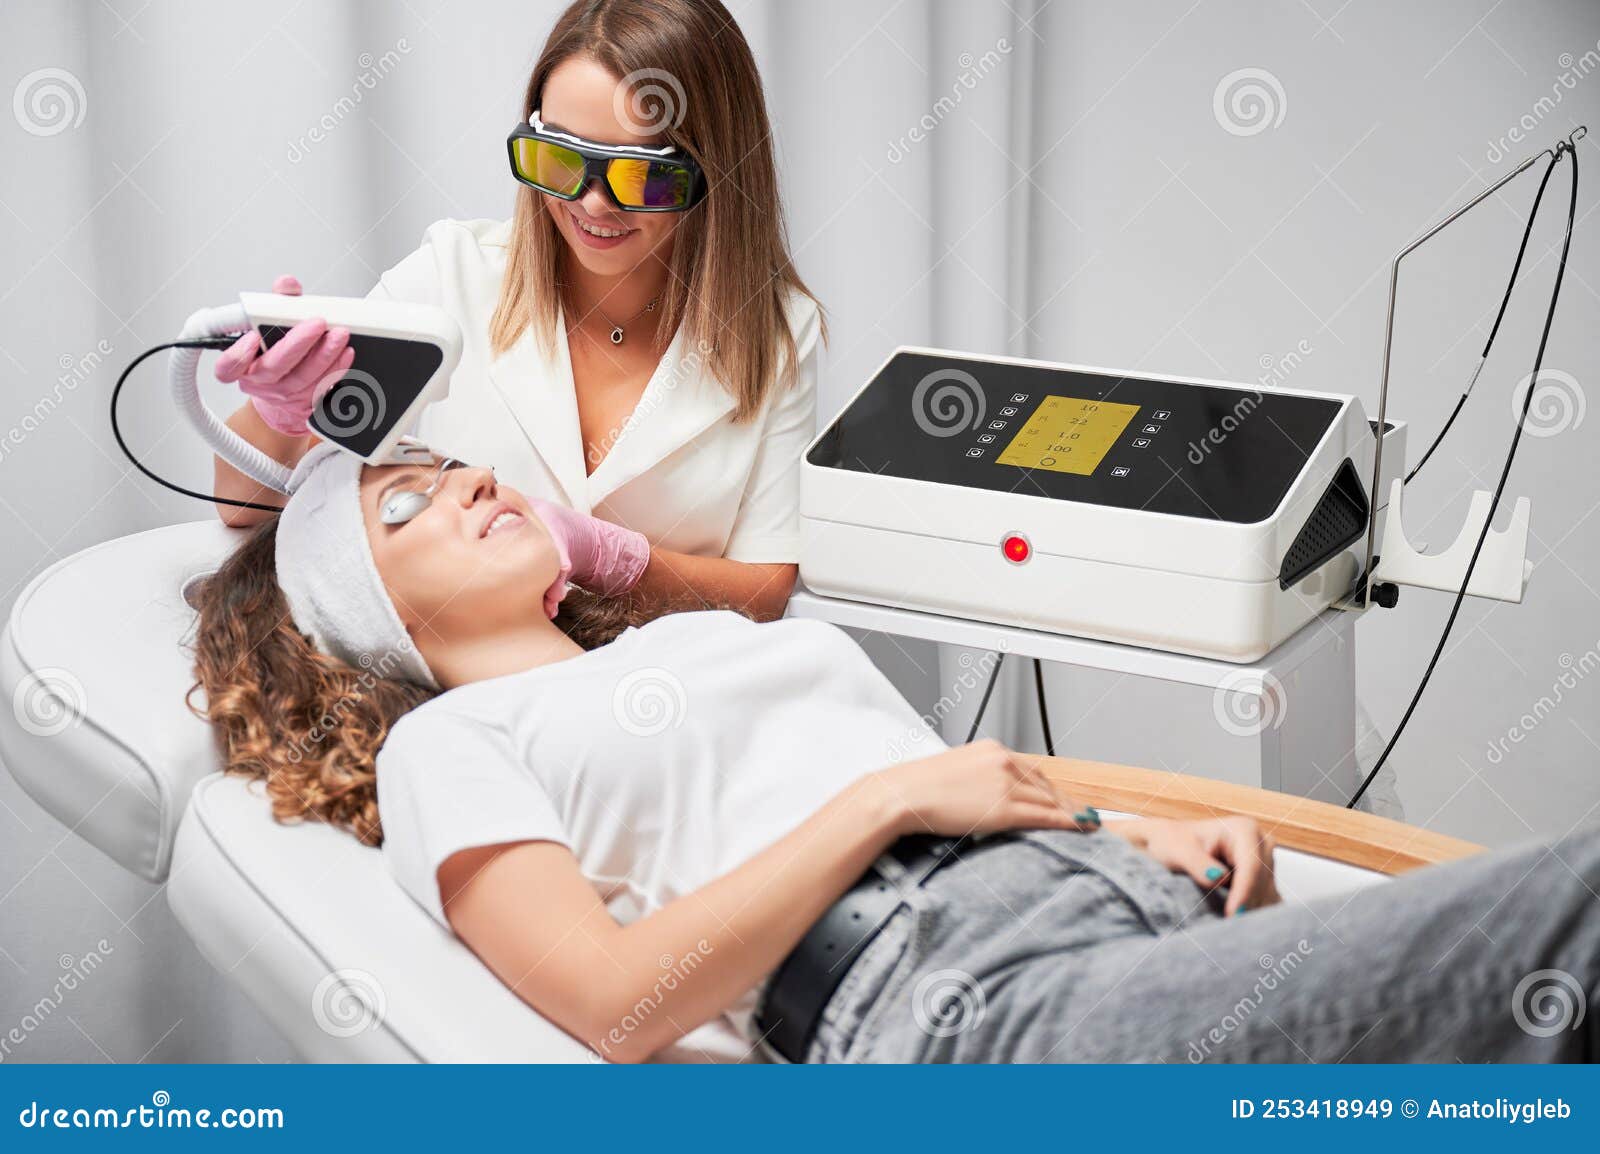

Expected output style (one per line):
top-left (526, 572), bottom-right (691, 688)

top-left (2, 0), bottom-right (1597, 1061)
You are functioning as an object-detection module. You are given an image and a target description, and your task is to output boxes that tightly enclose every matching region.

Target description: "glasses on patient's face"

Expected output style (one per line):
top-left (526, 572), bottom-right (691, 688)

top-left (379, 458), bottom-right (469, 526)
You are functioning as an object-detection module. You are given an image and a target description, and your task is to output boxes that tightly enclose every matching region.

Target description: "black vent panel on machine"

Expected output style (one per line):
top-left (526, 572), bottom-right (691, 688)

top-left (1277, 458), bottom-right (1368, 589)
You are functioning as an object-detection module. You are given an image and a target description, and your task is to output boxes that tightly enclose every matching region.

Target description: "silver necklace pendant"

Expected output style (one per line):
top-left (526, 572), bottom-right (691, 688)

top-left (610, 326), bottom-right (624, 345)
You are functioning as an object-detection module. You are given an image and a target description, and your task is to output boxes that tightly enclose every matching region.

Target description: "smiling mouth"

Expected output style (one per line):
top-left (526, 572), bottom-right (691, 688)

top-left (481, 508), bottom-right (527, 538)
top-left (568, 208), bottom-right (635, 239)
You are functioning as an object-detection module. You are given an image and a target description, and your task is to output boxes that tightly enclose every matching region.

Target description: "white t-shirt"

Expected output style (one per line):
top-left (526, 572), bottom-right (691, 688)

top-left (375, 610), bottom-right (944, 1052)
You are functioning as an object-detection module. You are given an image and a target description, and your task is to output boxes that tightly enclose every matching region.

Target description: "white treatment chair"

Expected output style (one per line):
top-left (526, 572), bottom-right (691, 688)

top-left (0, 520), bottom-right (1480, 1063)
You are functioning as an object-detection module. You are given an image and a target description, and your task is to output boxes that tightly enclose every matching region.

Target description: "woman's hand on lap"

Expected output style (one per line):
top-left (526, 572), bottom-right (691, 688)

top-left (870, 740), bottom-right (1101, 840)
top-left (1106, 816), bottom-right (1280, 915)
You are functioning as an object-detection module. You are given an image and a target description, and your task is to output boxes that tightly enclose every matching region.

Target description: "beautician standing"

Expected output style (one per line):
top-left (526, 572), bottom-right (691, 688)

top-left (212, 0), bottom-right (821, 621)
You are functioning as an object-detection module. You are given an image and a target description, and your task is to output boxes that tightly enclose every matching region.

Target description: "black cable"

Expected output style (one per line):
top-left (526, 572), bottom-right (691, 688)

top-left (964, 651), bottom-right (1006, 743)
top-left (111, 338), bottom-right (287, 514)
top-left (1403, 389), bottom-right (1469, 484)
top-left (1033, 657), bottom-right (1056, 756)
top-left (1405, 152), bottom-right (1559, 486)
top-left (1349, 143), bottom-right (1578, 809)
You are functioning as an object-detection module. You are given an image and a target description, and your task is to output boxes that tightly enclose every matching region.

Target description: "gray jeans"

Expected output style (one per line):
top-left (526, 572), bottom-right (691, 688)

top-left (806, 824), bottom-right (1600, 1062)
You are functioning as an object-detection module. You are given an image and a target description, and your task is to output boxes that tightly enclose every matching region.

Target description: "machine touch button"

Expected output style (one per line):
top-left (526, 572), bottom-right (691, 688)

top-left (978, 433), bottom-right (995, 443)
top-left (1000, 406), bottom-right (1018, 416)
top-left (988, 420), bottom-right (1006, 430)
top-left (967, 448), bottom-right (984, 457)
top-left (1153, 410), bottom-right (1171, 420)
top-left (1133, 438), bottom-right (1151, 448)
top-left (1010, 393), bottom-right (1028, 402)
top-left (1143, 424), bottom-right (1161, 434)
top-left (1111, 466), bottom-right (1131, 477)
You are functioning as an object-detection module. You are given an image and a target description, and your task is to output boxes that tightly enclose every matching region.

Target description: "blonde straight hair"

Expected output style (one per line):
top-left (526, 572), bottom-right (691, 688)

top-left (490, 0), bottom-right (822, 422)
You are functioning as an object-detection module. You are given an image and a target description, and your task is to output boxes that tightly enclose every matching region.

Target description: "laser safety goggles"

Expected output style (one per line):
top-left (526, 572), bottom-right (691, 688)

top-left (506, 112), bottom-right (706, 212)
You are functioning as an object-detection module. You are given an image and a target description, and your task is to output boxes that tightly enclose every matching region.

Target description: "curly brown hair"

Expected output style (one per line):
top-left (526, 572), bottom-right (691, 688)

top-left (187, 517), bottom-right (645, 846)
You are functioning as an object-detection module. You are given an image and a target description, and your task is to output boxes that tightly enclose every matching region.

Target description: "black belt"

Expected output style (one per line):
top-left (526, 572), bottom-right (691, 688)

top-left (756, 833), bottom-right (983, 1063)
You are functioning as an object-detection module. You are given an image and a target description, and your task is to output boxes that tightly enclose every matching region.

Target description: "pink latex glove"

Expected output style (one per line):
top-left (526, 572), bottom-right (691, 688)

top-left (214, 274), bottom-right (354, 436)
top-left (528, 498), bottom-right (651, 616)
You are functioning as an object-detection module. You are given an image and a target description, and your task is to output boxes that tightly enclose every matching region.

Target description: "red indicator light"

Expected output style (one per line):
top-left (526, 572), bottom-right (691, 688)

top-left (1001, 533), bottom-right (1031, 564)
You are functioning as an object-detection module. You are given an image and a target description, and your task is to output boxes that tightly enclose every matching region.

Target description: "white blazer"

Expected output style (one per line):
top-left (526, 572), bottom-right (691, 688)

top-left (366, 218), bottom-right (820, 564)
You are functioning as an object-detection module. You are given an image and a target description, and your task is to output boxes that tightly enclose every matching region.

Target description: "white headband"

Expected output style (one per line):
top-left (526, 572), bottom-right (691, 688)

top-left (274, 443), bottom-right (439, 690)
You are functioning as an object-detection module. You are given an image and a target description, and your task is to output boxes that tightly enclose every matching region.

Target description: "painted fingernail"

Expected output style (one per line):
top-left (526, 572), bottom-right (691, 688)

top-left (1205, 866), bottom-right (1225, 882)
top-left (1233, 903), bottom-right (1249, 916)
top-left (1073, 808), bottom-right (1100, 825)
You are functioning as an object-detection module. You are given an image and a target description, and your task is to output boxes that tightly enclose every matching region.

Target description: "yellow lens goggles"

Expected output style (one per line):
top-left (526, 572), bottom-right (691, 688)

top-left (506, 114), bottom-right (703, 212)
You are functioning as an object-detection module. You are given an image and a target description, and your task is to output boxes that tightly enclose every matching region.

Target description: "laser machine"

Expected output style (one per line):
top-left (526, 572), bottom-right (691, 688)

top-left (802, 125), bottom-right (1583, 811)
top-left (801, 350), bottom-right (1407, 664)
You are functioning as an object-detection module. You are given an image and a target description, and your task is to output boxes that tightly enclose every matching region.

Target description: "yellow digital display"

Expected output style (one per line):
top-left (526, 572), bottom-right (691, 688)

top-left (996, 395), bottom-right (1141, 475)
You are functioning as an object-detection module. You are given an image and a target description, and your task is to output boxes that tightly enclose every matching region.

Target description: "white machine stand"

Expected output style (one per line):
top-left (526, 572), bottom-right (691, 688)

top-left (787, 590), bottom-right (1362, 803)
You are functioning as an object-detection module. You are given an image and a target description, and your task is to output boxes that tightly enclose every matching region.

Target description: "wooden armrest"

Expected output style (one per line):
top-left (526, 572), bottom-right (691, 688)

top-left (1036, 756), bottom-right (1480, 875)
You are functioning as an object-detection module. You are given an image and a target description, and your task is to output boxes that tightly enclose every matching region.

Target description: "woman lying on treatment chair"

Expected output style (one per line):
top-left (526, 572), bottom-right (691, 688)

top-left (189, 444), bottom-right (1600, 1063)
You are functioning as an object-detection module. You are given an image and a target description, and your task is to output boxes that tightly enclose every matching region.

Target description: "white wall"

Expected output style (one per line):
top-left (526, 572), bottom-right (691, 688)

top-left (2, 0), bottom-right (1597, 1062)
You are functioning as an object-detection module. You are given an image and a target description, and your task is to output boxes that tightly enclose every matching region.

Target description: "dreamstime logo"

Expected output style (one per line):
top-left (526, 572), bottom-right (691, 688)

top-left (311, 969), bottom-right (387, 1038)
top-left (587, 338), bottom-right (713, 468)
top-left (911, 368), bottom-right (985, 437)
top-left (283, 642), bottom-right (420, 766)
top-left (594, 940), bottom-right (714, 1059)
top-left (1486, 44), bottom-right (1600, 163)
top-left (884, 643), bottom-right (1010, 762)
top-left (1187, 339), bottom-right (1312, 464)
top-left (1212, 68), bottom-right (1287, 137)
top-left (1485, 644), bottom-right (1599, 766)
top-left (886, 38), bottom-right (1013, 163)
top-left (1186, 941), bottom-right (1313, 1061)
top-left (1, 939), bottom-right (115, 1062)
top-left (0, 339), bottom-right (114, 465)
top-left (1511, 368), bottom-right (1585, 438)
top-left (612, 667), bottom-right (687, 737)
top-left (1512, 968), bottom-right (1586, 1038)
top-left (16, 1089), bottom-right (283, 1129)
top-left (13, 668), bottom-right (86, 737)
top-left (1211, 669), bottom-right (1287, 738)
top-left (614, 68), bottom-right (686, 134)
top-left (13, 68), bottom-right (86, 136)
top-left (313, 368), bottom-right (388, 437)
top-left (911, 969), bottom-right (986, 1038)
top-left (286, 40), bottom-right (412, 163)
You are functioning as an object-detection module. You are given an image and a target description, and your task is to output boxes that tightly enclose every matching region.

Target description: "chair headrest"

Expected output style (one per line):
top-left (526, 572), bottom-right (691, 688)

top-left (0, 520), bottom-right (243, 881)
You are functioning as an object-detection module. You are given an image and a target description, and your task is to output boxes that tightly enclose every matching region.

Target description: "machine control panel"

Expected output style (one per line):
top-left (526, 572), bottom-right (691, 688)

top-left (995, 395), bottom-right (1141, 475)
top-left (806, 350), bottom-right (1345, 523)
